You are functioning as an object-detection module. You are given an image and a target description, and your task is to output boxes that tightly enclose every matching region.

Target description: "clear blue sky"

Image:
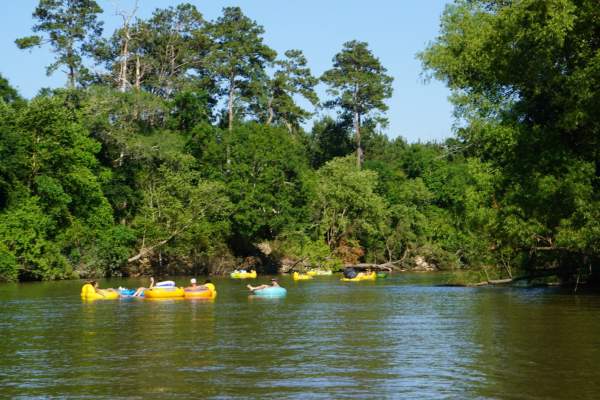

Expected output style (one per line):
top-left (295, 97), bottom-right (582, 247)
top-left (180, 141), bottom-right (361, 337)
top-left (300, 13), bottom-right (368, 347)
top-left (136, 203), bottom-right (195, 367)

top-left (0, 0), bottom-right (454, 143)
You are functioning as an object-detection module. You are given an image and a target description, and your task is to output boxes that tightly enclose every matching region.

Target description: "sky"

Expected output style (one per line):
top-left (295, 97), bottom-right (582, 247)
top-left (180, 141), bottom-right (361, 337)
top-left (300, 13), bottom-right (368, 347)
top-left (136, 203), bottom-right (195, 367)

top-left (0, 0), bottom-right (455, 143)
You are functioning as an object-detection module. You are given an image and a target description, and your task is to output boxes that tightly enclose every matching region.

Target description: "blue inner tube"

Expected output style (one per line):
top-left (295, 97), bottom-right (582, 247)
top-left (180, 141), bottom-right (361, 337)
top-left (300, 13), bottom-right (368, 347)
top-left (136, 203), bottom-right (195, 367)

top-left (119, 288), bottom-right (136, 296)
top-left (118, 288), bottom-right (145, 297)
top-left (252, 286), bottom-right (287, 297)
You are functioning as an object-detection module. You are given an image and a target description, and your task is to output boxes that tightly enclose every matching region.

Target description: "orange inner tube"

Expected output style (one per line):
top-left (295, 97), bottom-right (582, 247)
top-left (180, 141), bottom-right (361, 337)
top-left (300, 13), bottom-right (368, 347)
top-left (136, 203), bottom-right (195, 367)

top-left (183, 288), bottom-right (217, 299)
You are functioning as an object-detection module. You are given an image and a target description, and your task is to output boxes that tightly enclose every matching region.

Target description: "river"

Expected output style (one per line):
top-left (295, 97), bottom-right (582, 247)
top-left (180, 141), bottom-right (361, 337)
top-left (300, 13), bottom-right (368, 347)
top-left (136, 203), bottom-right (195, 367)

top-left (1, 273), bottom-right (600, 399)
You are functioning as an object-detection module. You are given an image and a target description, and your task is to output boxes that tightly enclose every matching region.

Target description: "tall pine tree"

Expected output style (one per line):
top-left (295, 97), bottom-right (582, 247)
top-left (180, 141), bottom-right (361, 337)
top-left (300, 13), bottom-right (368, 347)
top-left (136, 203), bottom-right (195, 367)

top-left (322, 41), bottom-right (393, 168)
top-left (204, 7), bottom-right (276, 131)
top-left (16, 0), bottom-right (104, 88)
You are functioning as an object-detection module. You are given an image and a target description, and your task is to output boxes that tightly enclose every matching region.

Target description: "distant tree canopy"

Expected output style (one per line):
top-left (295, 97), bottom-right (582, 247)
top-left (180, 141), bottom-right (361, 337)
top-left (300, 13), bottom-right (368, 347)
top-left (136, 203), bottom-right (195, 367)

top-left (16, 0), bottom-right (104, 87)
top-left (0, 74), bottom-right (23, 104)
top-left (204, 6), bottom-right (276, 131)
top-left (1, 0), bottom-right (598, 286)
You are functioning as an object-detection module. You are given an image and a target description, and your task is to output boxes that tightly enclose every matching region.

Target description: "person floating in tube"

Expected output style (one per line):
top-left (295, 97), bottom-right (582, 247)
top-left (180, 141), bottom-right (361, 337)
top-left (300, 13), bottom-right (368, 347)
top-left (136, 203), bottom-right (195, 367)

top-left (186, 278), bottom-right (215, 292)
top-left (88, 280), bottom-right (117, 296)
top-left (133, 277), bottom-right (154, 297)
top-left (343, 267), bottom-right (358, 279)
top-left (247, 278), bottom-right (279, 292)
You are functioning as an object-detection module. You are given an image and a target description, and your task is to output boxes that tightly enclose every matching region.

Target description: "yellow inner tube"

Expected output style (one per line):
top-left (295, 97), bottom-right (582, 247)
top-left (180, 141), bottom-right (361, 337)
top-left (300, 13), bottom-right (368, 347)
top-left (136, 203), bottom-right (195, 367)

top-left (293, 272), bottom-right (313, 281)
top-left (81, 284), bottom-right (119, 300)
top-left (292, 272), bottom-right (312, 281)
top-left (144, 287), bottom-right (185, 299)
top-left (230, 270), bottom-right (257, 279)
top-left (360, 271), bottom-right (377, 280)
top-left (340, 271), bottom-right (377, 282)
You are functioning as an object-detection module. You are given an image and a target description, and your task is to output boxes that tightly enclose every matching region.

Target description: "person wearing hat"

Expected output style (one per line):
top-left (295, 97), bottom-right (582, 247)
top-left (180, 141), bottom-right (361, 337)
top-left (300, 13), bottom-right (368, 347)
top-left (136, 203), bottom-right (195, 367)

top-left (186, 278), bottom-right (214, 291)
top-left (247, 278), bottom-right (279, 292)
top-left (186, 278), bottom-right (199, 290)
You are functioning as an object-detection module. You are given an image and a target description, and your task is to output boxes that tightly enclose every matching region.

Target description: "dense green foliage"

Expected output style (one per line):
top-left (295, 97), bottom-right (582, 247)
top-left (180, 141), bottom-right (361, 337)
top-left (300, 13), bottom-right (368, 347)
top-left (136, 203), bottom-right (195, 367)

top-left (420, 0), bottom-right (600, 283)
top-left (1, 0), bottom-right (597, 284)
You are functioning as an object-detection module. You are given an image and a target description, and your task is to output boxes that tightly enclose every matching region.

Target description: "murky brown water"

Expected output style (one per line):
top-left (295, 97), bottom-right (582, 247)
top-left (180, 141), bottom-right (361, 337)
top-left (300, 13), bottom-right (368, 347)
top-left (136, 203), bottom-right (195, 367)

top-left (1, 273), bottom-right (600, 399)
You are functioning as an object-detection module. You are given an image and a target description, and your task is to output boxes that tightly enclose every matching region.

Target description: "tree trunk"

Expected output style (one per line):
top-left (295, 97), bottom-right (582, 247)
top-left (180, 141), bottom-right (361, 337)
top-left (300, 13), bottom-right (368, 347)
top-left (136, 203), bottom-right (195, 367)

top-left (166, 40), bottom-right (176, 96)
top-left (29, 135), bottom-right (40, 189)
top-left (67, 47), bottom-right (76, 89)
top-left (119, 33), bottom-right (130, 92)
top-left (117, 0), bottom-right (138, 92)
top-left (135, 55), bottom-right (141, 90)
top-left (228, 76), bottom-right (235, 131)
top-left (225, 76), bottom-right (236, 172)
top-left (69, 65), bottom-right (76, 88)
top-left (354, 110), bottom-right (362, 169)
top-left (170, 44), bottom-right (176, 77)
top-left (266, 97), bottom-right (274, 125)
top-left (65, 39), bottom-right (77, 88)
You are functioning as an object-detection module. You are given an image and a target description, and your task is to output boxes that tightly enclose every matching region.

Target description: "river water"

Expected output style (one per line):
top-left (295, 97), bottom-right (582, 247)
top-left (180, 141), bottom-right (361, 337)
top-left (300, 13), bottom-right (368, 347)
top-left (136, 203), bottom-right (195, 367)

top-left (1, 273), bottom-right (600, 399)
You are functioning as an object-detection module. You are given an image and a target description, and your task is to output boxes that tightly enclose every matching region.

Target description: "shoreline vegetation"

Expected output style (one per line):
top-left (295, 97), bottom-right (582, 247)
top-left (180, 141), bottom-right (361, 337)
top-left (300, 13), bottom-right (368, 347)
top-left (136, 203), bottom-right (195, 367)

top-left (1, 1), bottom-right (599, 289)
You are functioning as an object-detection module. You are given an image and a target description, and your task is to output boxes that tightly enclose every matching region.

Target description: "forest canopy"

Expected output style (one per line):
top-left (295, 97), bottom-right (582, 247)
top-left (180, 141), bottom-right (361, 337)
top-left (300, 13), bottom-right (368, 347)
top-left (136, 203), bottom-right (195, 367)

top-left (1, 0), bottom-right (598, 286)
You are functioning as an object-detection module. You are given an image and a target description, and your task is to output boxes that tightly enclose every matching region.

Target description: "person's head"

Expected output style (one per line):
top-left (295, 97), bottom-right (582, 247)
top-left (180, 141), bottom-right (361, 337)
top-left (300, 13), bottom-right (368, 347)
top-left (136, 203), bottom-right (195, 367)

top-left (205, 279), bottom-right (212, 284)
top-left (89, 280), bottom-right (97, 287)
top-left (271, 278), bottom-right (278, 286)
top-left (190, 278), bottom-right (197, 285)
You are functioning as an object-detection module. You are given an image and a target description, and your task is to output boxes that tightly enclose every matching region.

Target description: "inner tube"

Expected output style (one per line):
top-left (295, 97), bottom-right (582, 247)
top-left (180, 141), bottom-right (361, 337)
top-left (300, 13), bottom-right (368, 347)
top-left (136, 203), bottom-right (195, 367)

top-left (360, 271), bottom-right (377, 281)
top-left (341, 272), bottom-right (377, 282)
top-left (293, 272), bottom-right (313, 281)
top-left (144, 287), bottom-right (184, 299)
top-left (230, 270), bottom-right (257, 279)
top-left (155, 280), bottom-right (176, 288)
top-left (118, 288), bottom-right (136, 296)
top-left (252, 286), bottom-right (287, 298)
top-left (184, 287), bottom-right (217, 299)
top-left (118, 288), bottom-right (146, 297)
top-left (81, 284), bottom-right (119, 300)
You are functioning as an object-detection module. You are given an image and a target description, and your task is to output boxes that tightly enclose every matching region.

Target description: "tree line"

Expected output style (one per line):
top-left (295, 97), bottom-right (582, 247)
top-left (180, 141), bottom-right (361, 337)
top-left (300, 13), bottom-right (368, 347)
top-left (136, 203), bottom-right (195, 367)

top-left (0, 0), bottom-right (598, 286)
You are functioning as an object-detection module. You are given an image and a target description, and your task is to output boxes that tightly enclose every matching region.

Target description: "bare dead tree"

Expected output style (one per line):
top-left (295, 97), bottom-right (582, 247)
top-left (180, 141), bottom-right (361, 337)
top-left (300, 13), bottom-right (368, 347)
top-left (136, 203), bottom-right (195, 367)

top-left (113, 0), bottom-right (139, 92)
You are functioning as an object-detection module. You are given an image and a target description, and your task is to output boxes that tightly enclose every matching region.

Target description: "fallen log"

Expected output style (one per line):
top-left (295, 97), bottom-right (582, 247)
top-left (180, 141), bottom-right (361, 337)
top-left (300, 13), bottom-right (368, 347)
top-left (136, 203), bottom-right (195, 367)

top-left (128, 224), bottom-right (192, 263)
top-left (487, 278), bottom-right (513, 284)
top-left (343, 263), bottom-right (395, 272)
top-left (282, 257), bottom-right (310, 273)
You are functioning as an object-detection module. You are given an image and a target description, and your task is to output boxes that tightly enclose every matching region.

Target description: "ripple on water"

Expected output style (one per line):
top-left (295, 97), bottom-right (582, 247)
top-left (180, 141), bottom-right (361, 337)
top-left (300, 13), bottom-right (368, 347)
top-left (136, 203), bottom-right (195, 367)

top-left (2, 276), bottom-right (600, 399)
